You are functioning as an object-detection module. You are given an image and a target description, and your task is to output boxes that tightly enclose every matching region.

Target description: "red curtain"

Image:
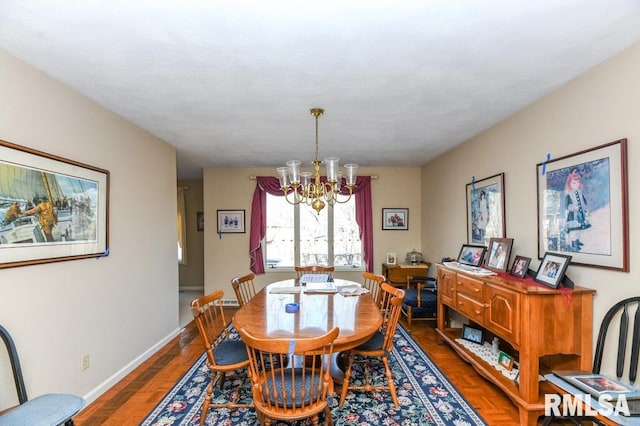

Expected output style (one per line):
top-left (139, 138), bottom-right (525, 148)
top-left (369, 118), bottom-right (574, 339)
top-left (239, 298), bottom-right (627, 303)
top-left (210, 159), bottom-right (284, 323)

top-left (249, 176), bottom-right (373, 274)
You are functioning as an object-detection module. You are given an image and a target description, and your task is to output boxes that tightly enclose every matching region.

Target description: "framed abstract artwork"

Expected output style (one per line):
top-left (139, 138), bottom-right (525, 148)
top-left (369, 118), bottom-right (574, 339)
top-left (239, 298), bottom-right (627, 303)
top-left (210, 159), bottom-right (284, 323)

top-left (0, 139), bottom-right (109, 269)
top-left (536, 139), bottom-right (628, 271)
top-left (466, 173), bottom-right (506, 246)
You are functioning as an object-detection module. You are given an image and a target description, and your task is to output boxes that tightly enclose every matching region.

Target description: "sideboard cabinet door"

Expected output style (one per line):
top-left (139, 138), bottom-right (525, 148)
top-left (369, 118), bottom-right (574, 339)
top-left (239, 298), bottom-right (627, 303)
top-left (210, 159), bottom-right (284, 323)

top-left (486, 284), bottom-right (521, 346)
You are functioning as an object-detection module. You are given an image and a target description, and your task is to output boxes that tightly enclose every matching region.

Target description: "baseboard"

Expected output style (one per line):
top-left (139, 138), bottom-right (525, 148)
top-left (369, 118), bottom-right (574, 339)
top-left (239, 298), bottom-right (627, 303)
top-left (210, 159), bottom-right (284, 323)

top-left (80, 326), bottom-right (182, 406)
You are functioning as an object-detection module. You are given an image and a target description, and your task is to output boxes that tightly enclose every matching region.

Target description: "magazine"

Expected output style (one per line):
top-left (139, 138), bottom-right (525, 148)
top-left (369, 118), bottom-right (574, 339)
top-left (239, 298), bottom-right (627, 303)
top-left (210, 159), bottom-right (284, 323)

top-left (553, 370), bottom-right (640, 400)
top-left (304, 281), bottom-right (337, 294)
top-left (300, 274), bottom-right (331, 284)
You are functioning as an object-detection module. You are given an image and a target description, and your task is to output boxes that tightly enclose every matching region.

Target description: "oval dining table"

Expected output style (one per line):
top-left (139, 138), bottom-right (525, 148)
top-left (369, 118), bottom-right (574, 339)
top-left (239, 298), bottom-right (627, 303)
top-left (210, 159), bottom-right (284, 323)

top-left (232, 278), bottom-right (383, 354)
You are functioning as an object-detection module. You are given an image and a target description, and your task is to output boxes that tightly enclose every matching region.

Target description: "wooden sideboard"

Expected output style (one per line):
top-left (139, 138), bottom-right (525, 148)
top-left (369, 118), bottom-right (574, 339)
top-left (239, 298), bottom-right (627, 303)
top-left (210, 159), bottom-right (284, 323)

top-left (436, 264), bottom-right (596, 425)
top-left (382, 262), bottom-right (430, 287)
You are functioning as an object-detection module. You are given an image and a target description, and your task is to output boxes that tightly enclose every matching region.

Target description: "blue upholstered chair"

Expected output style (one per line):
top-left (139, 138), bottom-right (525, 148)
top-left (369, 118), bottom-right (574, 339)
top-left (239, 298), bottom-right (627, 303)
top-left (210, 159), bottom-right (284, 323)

top-left (401, 275), bottom-right (438, 330)
top-left (0, 325), bottom-right (85, 426)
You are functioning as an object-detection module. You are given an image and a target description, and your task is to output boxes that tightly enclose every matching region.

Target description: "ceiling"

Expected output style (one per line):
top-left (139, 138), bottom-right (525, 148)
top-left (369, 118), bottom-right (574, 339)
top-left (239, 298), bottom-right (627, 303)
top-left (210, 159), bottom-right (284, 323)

top-left (1, 1), bottom-right (640, 180)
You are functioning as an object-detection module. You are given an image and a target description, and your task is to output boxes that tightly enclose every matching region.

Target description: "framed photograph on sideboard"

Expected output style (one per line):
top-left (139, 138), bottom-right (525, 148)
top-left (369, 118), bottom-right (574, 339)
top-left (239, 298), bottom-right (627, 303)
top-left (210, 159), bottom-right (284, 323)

top-left (509, 255), bottom-right (531, 279)
top-left (457, 244), bottom-right (487, 267)
top-left (534, 252), bottom-right (572, 289)
top-left (485, 237), bottom-right (513, 272)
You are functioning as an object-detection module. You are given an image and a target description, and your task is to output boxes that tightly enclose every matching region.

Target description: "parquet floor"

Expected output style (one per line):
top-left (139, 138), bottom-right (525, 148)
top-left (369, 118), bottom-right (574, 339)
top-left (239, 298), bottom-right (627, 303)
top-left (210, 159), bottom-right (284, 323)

top-left (74, 310), bottom-right (525, 425)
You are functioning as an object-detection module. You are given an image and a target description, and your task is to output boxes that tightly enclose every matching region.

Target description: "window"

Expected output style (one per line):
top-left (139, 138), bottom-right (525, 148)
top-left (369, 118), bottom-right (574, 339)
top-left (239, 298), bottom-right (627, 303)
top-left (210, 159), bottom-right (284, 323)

top-left (265, 193), bottom-right (362, 269)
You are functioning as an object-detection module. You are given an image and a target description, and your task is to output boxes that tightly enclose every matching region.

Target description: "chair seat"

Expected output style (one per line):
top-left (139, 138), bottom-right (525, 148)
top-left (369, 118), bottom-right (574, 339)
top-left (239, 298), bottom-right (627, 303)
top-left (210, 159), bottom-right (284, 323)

top-left (213, 340), bottom-right (249, 365)
top-left (263, 368), bottom-right (322, 408)
top-left (356, 330), bottom-right (384, 352)
top-left (402, 286), bottom-right (437, 325)
top-left (403, 288), bottom-right (437, 316)
top-left (403, 288), bottom-right (437, 306)
top-left (0, 393), bottom-right (85, 426)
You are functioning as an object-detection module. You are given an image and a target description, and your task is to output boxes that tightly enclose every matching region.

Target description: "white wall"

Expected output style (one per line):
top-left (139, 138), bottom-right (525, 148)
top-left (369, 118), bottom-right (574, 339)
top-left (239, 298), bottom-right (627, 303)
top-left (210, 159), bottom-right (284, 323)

top-left (421, 42), bottom-right (640, 373)
top-left (0, 49), bottom-right (180, 408)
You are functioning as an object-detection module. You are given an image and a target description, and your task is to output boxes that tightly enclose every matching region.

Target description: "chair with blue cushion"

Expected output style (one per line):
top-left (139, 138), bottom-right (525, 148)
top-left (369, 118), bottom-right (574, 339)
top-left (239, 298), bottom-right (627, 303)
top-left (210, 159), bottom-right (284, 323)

top-left (0, 324), bottom-right (85, 426)
top-left (339, 283), bottom-right (405, 408)
top-left (191, 290), bottom-right (253, 426)
top-left (401, 275), bottom-right (438, 331)
top-left (239, 326), bottom-right (339, 426)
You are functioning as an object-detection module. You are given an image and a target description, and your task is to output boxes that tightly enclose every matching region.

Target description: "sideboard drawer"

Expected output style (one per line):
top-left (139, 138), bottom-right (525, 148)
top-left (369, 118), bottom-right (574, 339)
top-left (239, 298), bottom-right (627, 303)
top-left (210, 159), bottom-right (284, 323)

top-left (456, 294), bottom-right (485, 325)
top-left (456, 274), bottom-right (484, 301)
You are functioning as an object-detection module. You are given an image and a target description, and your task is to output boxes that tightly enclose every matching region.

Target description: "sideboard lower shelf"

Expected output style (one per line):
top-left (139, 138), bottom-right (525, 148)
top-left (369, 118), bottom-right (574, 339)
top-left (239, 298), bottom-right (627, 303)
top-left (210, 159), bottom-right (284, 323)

top-left (436, 264), bottom-right (596, 426)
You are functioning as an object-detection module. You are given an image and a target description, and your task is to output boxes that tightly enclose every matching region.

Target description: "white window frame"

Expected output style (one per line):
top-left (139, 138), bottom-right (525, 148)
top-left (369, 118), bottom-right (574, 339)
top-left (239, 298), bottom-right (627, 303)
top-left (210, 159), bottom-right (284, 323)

top-left (265, 194), bottom-right (363, 272)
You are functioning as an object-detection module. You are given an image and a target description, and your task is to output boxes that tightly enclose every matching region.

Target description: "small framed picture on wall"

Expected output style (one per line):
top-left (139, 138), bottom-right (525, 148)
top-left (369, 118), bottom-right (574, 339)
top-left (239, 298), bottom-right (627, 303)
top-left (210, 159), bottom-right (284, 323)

top-left (197, 212), bottom-right (204, 232)
top-left (382, 208), bottom-right (408, 230)
top-left (217, 210), bottom-right (246, 233)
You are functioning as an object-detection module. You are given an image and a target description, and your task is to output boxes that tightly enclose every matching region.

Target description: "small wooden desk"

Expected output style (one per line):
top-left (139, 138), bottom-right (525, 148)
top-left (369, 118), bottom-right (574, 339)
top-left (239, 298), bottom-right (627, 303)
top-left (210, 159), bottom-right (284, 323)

top-left (382, 262), bottom-right (431, 287)
top-left (232, 279), bottom-right (383, 353)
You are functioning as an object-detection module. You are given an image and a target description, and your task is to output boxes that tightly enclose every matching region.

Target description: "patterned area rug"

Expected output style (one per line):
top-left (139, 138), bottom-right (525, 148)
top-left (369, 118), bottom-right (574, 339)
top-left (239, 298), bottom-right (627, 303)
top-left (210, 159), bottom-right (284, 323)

top-left (140, 324), bottom-right (486, 425)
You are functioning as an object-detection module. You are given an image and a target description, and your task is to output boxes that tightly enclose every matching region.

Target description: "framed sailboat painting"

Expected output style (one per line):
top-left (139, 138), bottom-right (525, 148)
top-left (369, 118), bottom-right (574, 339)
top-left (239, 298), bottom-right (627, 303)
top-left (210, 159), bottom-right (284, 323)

top-left (0, 139), bottom-right (109, 269)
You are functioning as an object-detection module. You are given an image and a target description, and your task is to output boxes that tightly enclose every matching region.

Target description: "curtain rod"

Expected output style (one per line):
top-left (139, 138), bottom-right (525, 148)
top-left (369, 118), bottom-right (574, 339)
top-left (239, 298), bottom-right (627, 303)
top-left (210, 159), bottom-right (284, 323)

top-left (249, 175), bottom-right (378, 180)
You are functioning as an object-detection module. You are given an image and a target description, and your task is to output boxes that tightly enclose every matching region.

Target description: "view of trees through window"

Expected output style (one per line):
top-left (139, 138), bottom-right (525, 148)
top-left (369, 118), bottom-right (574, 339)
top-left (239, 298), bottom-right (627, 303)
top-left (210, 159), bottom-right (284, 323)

top-left (265, 193), bottom-right (362, 269)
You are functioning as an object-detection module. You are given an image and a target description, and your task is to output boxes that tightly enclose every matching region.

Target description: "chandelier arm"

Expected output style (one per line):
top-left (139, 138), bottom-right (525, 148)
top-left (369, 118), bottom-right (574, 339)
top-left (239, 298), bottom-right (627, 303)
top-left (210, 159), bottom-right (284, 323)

top-left (281, 187), bottom-right (303, 205)
top-left (332, 193), bottom-right (354, 204)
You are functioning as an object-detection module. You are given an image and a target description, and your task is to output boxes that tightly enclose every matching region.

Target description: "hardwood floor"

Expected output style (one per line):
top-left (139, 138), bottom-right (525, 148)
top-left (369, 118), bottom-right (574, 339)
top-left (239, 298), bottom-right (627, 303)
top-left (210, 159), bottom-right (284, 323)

top-left (74, 310), bottom-right (524, 425)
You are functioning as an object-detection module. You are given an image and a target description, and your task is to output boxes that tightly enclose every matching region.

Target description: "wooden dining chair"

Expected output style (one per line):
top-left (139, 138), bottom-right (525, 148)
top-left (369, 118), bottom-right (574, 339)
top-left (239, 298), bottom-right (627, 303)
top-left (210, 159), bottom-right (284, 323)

top-left (543, 296), bottom-right (640, 425)
top-left (239, 326), bottom-right (339, 426)
top-left (294, 265), bottom-right (334, 278)
top-left (191, 290), bottom-right (253, 426)
top-left (339, 283), bottom-right (405, 408)
top-left (361, 271), bottom-right (385, 307)
top-left (231, 272), bottom-right (257, 307)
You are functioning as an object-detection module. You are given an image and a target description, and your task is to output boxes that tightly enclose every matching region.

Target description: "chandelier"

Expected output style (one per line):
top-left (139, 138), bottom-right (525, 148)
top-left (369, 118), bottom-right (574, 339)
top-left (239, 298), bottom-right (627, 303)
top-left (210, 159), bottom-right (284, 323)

top-left (276, 108), bottom-right (358, 214)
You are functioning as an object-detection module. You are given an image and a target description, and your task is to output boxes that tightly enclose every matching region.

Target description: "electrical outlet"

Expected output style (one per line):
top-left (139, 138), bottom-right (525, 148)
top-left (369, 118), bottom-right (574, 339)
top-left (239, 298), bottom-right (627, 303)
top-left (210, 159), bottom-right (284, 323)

top-left (81, 354), bottom-right (90, 371)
